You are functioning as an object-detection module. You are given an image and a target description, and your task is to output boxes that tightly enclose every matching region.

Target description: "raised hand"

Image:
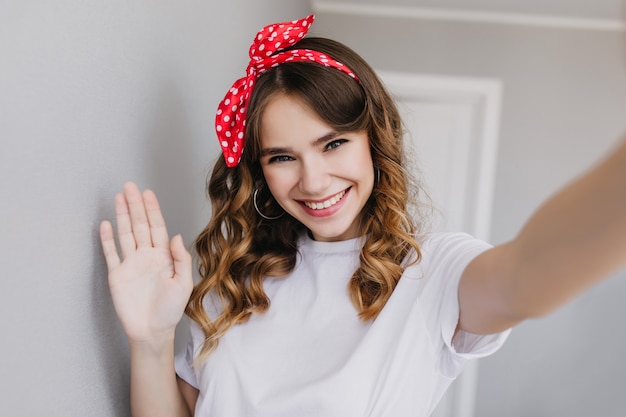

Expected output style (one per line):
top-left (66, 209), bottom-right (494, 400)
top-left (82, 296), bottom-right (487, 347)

top-left (100, 182), bottom-right (194, 345)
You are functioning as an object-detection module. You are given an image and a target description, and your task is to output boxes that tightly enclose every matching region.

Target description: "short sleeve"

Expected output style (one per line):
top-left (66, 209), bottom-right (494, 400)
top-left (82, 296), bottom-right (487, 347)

top-left (417, 232), bottom-right (511, 378)
top-left (174, 294), bottom-right (225, 389)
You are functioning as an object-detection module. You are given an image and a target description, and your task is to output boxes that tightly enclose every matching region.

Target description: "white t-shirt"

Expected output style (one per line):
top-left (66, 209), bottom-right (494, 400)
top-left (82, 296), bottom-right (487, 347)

top-left (175, 232), bottom-right (510, 416)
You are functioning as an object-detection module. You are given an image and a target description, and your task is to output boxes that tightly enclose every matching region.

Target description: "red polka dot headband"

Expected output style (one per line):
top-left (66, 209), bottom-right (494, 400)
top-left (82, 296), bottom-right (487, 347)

top-left (215, 14), bottom-right (359, 167)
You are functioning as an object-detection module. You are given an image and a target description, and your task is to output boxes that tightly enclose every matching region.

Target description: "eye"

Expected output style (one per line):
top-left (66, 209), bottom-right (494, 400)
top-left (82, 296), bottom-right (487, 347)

top-left (325, 139), bottom-right (348, 151)
top-left (267, 155), bottom-right (294, 164)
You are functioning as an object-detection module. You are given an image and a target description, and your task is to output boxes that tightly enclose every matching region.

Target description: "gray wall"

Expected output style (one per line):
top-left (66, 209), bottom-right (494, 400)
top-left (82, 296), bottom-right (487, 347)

top-left (312, 2), bottom-right (626, 417)
top-left (0, 1), bottom-right (309, 415)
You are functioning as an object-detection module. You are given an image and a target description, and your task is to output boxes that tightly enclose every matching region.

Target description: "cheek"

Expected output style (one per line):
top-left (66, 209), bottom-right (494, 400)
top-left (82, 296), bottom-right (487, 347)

top-left (351, 147), bottom-right (375, 183)
top-left (262, 168), bottom-right (290, 198)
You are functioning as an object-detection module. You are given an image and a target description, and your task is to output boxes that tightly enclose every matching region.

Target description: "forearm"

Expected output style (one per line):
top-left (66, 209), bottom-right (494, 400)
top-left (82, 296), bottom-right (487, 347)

top-left (129, 338), bottom-right (191, 417)
top-left (507, 136), bottom-right (626, 317)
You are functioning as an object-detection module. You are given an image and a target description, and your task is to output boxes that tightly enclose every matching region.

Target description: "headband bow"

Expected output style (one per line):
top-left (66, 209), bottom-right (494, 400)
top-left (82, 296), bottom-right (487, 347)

top-left (215, 14), bottom-right (359, 167)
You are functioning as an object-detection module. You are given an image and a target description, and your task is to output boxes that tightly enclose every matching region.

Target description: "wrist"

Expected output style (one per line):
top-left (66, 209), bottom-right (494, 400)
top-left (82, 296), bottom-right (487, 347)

top-left (127, 332), bottom-right (176, 356)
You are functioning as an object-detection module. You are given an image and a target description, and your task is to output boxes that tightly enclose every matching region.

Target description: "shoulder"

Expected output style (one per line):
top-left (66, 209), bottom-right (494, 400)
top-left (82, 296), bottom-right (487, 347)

top-left (419, 232), bottom-right (491, 261)
top-left (402, 232), bottom-right (492, 278)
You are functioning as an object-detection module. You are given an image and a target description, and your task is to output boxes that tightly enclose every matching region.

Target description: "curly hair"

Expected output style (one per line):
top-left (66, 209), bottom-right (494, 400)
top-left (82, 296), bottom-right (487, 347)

top-left (187, 37), bottom-right (426, 363)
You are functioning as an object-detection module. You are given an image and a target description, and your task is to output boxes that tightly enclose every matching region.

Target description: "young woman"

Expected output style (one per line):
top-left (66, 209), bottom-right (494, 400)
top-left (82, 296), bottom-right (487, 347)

top-left (99, 15), bottom-right (626, 417)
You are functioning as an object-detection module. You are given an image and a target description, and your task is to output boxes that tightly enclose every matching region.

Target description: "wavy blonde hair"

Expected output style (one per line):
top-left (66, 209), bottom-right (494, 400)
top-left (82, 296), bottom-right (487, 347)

top-left (187, 37), bottom-right (426, 363)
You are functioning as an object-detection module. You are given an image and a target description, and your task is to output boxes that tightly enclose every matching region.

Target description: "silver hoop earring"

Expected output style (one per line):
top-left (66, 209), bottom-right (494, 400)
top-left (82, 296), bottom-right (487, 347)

top-left (253, 188), bottom-right (284, 220)
top-left (375, 167), bottom-right (381, 187)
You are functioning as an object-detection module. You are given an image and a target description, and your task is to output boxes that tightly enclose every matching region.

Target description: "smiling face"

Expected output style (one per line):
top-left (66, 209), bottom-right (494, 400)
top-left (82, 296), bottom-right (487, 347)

top-left (259, 93), bottom-right (375, 242)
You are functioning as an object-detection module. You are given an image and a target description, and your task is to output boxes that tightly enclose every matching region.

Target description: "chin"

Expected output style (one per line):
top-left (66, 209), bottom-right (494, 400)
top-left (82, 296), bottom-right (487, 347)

top-left (308, 223), bottom-right (360, 242)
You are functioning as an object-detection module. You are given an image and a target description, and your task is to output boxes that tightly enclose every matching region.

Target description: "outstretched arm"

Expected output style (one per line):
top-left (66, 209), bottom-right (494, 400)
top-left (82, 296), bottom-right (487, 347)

top-left (100, 182), bottom-right (196, 416)
top-left (458, 135), bottom-right (626, 334)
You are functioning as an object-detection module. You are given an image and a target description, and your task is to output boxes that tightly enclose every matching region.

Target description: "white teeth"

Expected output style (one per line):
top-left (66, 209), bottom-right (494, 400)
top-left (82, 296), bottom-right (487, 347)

top-left (304, 190), bottom-right (346, 210)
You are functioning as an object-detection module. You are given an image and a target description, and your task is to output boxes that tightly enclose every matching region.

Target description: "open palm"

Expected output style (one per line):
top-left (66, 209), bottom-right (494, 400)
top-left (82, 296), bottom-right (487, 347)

top-left (100, 182), bottom-right (194, 344)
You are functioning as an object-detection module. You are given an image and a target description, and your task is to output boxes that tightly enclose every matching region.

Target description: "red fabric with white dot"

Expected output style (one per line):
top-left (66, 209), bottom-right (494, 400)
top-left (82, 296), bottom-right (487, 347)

top-left (215, 14), bottom-right (359, 167)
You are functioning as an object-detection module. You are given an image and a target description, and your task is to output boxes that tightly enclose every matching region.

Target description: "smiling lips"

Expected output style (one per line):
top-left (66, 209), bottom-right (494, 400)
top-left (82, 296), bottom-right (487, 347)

top-left (302, 189), bottom-right (347, 210)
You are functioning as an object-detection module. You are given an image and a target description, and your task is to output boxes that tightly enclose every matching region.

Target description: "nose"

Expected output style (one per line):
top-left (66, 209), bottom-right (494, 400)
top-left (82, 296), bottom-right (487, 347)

top-left (298, 157), bottom-right (331, 196)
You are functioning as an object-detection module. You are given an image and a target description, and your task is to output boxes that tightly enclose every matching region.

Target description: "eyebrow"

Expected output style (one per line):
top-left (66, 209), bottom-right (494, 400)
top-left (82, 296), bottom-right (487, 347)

top-left (260, 131), bottom-right (340, 157)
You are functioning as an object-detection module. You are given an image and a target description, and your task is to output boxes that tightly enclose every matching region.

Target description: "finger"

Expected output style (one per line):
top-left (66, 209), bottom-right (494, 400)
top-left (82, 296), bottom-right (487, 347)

top-left (170, 234), bottom-right (193, 288)
top-left (115, 192), bottom-right (136, 258)
top-left (124, 182), bottom-right (152, 248)
top-left (99, 221), bottom-right (121, 270)
top-left (143, 189), bottom-right (170, 249)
